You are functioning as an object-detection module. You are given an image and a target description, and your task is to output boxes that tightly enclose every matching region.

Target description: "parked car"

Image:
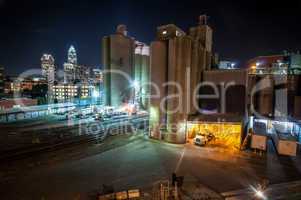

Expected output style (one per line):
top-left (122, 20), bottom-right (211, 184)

top-left (194, 134), bottom-right (208, 146)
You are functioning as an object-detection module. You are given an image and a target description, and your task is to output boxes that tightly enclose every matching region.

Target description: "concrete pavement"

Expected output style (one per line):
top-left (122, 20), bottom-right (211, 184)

top-left (1, 134), bottom-right (301, 200)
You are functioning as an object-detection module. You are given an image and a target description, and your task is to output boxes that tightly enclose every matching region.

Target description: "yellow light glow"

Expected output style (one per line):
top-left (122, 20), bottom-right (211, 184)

top-left (188, 122), bottom-right (242, 151)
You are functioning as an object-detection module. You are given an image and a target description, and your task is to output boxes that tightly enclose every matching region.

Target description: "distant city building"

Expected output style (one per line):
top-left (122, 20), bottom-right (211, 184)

top-left (63, 62), bottom-right (76, 83)
top-left (0, 67), bottom-right (4, 96)
top-left (68, 45), bottom-right (77, 65)
top-left (76, 65), bottom-right (90, 83)
top-left (91, 69), bottom-right (103, 83)
top-left (219, 61), bottom-right (236, 69)
top-left (53, 84), bottom-right (92, 102)
top-left (64, 45), bottom-right (90, 83)
top-left (64, 45), bottom-right (77, 83)
top-left (41, 54), bottom-right (56, 83)
top-left (102, 25), bottom-right (136, 107)
top-left (90, 68), bottom-right (104, 105)
top-left (0, 98), bottom-right (37, 110)
top-left (4, 76), bottom-right (47, 94)
top-left (150, 15), bottom-right (214, 143)
top-left (41, 54), bottom-right (56, 102)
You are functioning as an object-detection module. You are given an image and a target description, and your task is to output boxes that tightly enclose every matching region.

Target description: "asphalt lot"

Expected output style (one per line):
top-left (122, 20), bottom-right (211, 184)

top-left (1, 133), bottom-right (301, 200)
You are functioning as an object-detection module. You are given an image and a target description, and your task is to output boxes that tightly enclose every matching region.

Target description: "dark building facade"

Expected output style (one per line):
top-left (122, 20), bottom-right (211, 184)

top-left (201, 69), bottom-right (248, 116)
top-left (248, 74), bottom-right (301, 120)
top-left (247, 52), bottom-right (301, 75)
top-left (149, 16), bottom-right (214, 142)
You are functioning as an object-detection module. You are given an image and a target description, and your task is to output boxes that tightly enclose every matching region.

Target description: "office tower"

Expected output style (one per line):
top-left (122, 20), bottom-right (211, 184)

top-left (102, 25), bottom-right (136, 107)
top-left (149, 16), bottom-right (214, 143)
top-left (41, 54), bottom-right (56, 101)
top-left (64, 45), bottom-right (77, 83)
top-left (68, 45), bottom-right (77, 65)
top-left (76, 65), bottom-right (90, 83)
top-left (41, 54), bottom-right (56, 82)
top-left (64, 45), bottom-right (90, 83)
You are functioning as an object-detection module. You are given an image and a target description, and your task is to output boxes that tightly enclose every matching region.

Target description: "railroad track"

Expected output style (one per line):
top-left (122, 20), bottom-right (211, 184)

top-left (0, 116), bottom-right (149, 161)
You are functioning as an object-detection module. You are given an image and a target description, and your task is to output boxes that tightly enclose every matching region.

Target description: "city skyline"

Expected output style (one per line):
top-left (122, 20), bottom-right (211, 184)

top-left (1, 0), bottom-right (301, 75)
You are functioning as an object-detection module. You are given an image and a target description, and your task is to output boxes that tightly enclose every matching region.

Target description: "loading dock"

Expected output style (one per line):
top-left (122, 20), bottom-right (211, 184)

top-left (187, 114), bottom-right (244, 151)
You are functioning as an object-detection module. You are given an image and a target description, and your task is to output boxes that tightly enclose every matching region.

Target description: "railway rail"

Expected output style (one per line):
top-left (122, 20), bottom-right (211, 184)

top-left (0, 115), bottom-right (149, 161)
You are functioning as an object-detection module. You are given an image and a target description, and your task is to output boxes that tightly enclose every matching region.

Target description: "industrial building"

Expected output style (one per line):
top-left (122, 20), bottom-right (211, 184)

top-left (245, 53), bottom-right (301, 155)
top-left (149, 15), bottom-right (214, 143)
top-left (102, 25), bottom-right (135, 107)
top-left (201, 69), bottom-right (248, 115)
top-left (134, 41), bottom-right (150, 110)
top-left (102, 25), bottom-right (150, 108)
top-left (149, 20), bottom-right (301, 151)
top-left (247, 52), bottom-right (301, 75)
top-left (218, 61), bottom-right (236, 69)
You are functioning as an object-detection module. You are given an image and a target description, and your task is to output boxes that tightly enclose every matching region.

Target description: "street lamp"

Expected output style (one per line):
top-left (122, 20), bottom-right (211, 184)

top-left (131, 80), bottom-right (140, 106)
top-left (92, 90), bottom-right (100, 98)
top-left (255, 190), bottom-right (265, 199)
top-left (132, 80), bottom-right (139, 89)
top-left (92, 90), bottom-right (100, 106)
top-left (251, 185), bottom-right (267, 200)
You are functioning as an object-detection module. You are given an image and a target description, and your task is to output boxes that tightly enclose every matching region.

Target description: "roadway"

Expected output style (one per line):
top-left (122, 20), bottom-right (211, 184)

top-left (1, 134), bottom-right (301, 200)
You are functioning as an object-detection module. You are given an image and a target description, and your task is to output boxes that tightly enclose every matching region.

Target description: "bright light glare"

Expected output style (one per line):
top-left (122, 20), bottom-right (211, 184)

top-left (132, 80), bottom-right (139, 88)
top-left (92, 90), bottom-right (100, 98)
top-left (255, 190), bottom-right (265, 199)
top-left (251, 186), bottom-right (266, 200)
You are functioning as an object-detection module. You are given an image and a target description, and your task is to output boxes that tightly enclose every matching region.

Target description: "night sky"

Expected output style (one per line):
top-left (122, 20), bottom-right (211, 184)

top-left (0, 0), bottom-right (301, 75)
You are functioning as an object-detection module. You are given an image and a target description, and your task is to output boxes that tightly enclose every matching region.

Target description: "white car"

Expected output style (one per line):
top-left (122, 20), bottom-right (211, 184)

top-left (194, 135), bottom-right (208, 146)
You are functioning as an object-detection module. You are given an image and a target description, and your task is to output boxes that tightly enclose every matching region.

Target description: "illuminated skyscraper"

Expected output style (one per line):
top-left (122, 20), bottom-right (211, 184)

top-left (64, 45), bottom-right (90, 83)
top-left (41, 54), bottom-right (55, 81)
top-left (68, 45), bottom-right (77, 65)
top-left (41, 54), bottom-right (56, 102)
